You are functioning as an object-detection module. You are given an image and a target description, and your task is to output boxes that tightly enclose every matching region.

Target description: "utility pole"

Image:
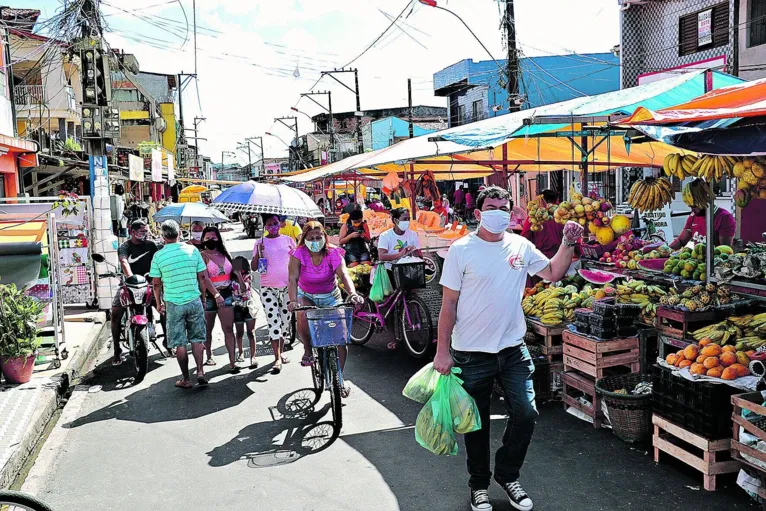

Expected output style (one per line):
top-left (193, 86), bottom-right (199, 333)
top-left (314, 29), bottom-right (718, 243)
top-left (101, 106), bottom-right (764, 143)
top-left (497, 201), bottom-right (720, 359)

top-left (301, 91), bottom-right (334, 163)
top-left (273, 116), bottom-right (298, 171)
top-left (505, 0), bottom-right (520, 113)
top-left (246, 136), bottom-right (264, 178)
top-left (408, 78), bottom-right (414, 139)
top-left (321, 68), bottom-right (362, 155)
top-left (237, 142), bottom-right (252, 176)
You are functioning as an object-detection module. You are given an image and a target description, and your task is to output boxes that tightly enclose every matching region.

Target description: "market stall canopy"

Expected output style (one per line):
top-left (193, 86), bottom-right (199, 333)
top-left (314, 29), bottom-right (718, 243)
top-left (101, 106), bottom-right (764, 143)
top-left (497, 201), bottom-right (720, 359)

top-left (284, 71), bottom-right (742, 182)
top-left (212, 181), bottom-right (322, 218)
top-left (153, 203), bottom-right (229, 224)
top-left (0, 242), bottom-right (42, 289)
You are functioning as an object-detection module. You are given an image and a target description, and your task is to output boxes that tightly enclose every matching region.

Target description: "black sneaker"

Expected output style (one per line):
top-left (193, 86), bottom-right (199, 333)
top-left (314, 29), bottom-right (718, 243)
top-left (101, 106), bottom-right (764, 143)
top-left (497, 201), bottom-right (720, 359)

top-left (470, 489), bottom-right (492, 511)
top-left (496, 480), bottom-right (533, 511)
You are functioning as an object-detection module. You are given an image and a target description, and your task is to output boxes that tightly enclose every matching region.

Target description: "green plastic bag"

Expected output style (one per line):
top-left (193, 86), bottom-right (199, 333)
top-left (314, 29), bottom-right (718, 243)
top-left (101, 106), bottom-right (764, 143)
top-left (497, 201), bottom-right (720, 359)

top-left (369, 264), bottom-right (393, 303)
top-left (414, 368), bottom-right (481, 456)
top-left (403, 362), bottom-right (441, 404)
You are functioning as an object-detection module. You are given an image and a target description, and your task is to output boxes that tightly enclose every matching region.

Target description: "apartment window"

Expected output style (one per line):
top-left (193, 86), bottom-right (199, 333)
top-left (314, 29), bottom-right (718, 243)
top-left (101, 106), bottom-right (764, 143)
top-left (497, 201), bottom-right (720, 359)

top-left (678, 3), bottom-right (729, 56)
top-left (472, 100), bottom-right (482, 121)
top-left (751, 0), bottom-right (766, 47)
top-left (457, 104), bottom-right (466, 124)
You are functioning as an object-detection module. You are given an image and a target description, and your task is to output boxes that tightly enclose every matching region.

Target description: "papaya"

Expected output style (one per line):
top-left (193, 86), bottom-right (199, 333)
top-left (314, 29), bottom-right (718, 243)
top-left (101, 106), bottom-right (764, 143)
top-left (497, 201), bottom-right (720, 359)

top-left (703, 357), bottom-right (720, 369)
top-left (679, 359), bottom-right (693, 369)
top-left (699, 338), bottom-right (713, 347)
top-left (690, 363), bottom-right (706, 375)
top-left (722, 345), bottom-right (736, 353)
top-left (684, 345), bottom-right (699, 360)
top-left (701, 345), bottom-right (722, 357)
top-left (736, 351), bottom-right (751, 366)
top-left (666, 354), bottom-right (678, 366)
top-left (720, 352), bottom-right (736, 367)
top-left (730, 363), bottom-right (750, 377)
top-left (721, 367), bottom-right (737, 380)
top-left (706, 366), bottom-right (723, 378)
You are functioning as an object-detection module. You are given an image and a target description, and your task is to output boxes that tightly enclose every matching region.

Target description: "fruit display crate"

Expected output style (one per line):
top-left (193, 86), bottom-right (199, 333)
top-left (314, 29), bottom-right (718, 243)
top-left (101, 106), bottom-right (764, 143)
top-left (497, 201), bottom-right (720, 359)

top-left (652, 414), bottom-right (739, 491)
top-left (657, 334), bottom-right (693, 360)
top-left (656, 306), bottom-right (726, 340)
top-left (562, 330), bottom-right (640, 379)
top-left (731, 392), bottom-right (766, 492)
top-left (652, 364), bottom-right (738, 440)
top-left (562, 370), bottom-right (606, 428)
top-left (526, 318), bottom-right (564, 364)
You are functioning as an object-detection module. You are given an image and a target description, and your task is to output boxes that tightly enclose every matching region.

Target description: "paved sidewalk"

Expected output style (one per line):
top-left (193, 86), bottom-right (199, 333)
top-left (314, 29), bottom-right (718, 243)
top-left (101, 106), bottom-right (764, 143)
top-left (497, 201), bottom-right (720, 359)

top-left (0, 309), bottom-right (107, 488)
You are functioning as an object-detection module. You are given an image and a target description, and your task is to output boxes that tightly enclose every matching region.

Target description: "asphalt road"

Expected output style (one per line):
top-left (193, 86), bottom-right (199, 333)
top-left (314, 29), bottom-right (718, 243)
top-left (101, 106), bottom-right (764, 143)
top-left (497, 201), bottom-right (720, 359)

top-left (21, 225), bottom-right (759, 510)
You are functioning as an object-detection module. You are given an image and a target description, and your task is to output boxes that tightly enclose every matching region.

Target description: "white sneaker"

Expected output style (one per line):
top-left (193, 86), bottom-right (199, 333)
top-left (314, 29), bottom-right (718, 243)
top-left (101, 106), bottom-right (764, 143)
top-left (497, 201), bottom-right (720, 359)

top-left (496, 480), bottom-right (533, 511)
top-left (470, 489), bottom-right (492, 511)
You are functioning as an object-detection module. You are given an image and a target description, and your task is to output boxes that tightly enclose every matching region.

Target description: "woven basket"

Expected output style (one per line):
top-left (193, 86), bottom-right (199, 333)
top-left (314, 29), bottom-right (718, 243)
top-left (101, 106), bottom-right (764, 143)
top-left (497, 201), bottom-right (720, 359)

top-left (595, 373), bottom-right (653, 443)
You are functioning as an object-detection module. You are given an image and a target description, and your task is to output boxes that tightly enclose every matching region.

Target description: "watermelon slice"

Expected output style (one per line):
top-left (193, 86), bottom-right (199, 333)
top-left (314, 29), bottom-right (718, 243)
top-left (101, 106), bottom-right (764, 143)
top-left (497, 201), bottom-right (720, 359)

top-left (578, 268), bottom-right (622, 284)
top-left (637, 258), bottom-right (669, 272)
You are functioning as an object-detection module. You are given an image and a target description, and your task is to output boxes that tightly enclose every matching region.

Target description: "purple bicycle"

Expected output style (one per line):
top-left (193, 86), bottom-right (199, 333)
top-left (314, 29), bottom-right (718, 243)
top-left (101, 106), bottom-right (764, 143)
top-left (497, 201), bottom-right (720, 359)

top-left (350, 262), bottom-right (434, 358)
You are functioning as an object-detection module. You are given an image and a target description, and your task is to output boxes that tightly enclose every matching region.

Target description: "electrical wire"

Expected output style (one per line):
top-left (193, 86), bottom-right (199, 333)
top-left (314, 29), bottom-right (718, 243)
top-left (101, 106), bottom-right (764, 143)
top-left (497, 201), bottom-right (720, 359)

top-left (342, 0), bottom-right (414, 68)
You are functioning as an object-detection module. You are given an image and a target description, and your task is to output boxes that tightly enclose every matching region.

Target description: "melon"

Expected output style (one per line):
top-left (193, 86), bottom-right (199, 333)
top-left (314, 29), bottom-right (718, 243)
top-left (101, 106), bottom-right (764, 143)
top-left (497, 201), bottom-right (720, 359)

top-left (637, 258), bottom-right (669, 272)
top-left (611, 215), bottom-right (631, 235)
top-left (578, 269), bottom-right (621, 284)
top-left (595, 226), bottom-right (615, 246)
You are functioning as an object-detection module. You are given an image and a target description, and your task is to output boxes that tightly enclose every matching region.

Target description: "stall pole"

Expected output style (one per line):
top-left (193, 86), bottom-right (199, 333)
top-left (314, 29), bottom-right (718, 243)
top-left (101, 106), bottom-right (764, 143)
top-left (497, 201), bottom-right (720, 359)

top-left (410, 163), bottom-right (417, 219)
top-left (705, 179), bottom-right (715, 282)
top-left (580, 135), bottom-right (589, 193)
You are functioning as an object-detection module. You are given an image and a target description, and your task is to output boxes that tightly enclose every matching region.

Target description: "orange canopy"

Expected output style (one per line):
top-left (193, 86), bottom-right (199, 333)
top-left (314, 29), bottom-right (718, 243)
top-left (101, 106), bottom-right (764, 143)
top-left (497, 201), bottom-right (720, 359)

top-left (625, 77), bottom-right (766, 125)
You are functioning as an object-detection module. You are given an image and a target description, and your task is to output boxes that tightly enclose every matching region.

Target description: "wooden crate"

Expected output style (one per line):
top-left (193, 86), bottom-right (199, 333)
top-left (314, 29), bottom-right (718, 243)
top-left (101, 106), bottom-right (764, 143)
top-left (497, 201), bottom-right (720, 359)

top-left (526, 319), bottom-right (564, 363)
top-left (656, 307), bottom-right (719, 341)
top-left (562, 371), bottom-right (604, 428)
top-left (731, 392), bottom-right (766, 502)
top-left (653, 414), bottom-right (739, 491)
top-left (562, 330), bottom-right (640, 379)
top-left (658, 334), bottom-right (693, 360)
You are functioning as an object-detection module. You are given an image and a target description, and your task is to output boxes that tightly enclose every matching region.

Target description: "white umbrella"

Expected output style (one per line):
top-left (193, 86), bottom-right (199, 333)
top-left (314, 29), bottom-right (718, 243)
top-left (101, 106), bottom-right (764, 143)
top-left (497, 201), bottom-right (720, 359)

top-left (213, 181), bottom-right (322, 218)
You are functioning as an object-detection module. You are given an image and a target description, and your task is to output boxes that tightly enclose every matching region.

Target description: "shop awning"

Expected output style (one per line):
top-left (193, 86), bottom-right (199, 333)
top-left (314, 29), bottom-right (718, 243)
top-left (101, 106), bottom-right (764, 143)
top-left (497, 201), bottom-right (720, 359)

top-left (284, 71), bottom-right (742, 183)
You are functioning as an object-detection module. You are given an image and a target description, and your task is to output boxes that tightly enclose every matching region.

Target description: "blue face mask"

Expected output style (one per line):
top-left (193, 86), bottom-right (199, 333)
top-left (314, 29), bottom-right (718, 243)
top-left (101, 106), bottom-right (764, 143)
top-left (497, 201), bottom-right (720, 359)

top-left (306, 239), bottom-right (326, 253)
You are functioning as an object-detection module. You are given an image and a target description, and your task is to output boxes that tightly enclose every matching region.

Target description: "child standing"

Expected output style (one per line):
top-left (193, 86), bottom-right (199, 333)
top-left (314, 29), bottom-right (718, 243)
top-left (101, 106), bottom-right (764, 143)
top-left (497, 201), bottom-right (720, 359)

top-left (252, 214), bottom-right (296, 374)
top-left (231, 256), bottom-right (258, 369)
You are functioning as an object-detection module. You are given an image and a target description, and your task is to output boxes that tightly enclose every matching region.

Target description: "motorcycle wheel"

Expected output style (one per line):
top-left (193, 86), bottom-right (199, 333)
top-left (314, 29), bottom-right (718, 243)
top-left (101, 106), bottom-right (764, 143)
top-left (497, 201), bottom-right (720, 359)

top-left (132, 326), bottom-right (149, 383)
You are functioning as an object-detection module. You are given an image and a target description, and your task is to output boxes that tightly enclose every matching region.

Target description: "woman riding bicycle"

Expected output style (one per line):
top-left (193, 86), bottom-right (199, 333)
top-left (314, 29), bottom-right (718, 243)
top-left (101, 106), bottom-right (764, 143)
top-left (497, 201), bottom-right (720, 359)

top-left (287, 222), bottom-right (363, 394)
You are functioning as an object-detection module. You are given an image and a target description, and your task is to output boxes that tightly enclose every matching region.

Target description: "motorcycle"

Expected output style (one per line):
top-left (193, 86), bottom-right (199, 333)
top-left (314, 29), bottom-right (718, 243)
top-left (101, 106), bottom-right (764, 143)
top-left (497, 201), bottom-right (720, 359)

top-left (93, 254), bottom-right (165, 382)
top-left (242, 213), bottom-right (261, 238)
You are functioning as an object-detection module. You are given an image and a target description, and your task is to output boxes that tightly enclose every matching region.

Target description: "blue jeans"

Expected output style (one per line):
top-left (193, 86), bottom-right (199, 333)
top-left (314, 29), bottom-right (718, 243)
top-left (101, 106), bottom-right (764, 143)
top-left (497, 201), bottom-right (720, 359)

top-left (451, 343), bottom-right (538, 490)
top-left (297, 288), bottom-right (342, 307)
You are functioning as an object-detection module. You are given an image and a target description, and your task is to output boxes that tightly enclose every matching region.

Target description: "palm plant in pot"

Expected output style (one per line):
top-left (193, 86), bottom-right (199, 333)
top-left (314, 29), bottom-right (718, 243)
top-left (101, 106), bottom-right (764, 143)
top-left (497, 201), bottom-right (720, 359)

top-left (0, 284), bottom-right (44, 384)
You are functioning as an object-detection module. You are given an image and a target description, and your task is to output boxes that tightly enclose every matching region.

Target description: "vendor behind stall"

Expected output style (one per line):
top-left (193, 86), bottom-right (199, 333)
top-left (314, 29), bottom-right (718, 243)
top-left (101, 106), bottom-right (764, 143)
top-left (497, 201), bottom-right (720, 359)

top-left (339, 209), bottom-right (371, 267)
top-left (670, 178), bottom-right (735, 249)
top-left (521, 189), bottom-right (564, 259)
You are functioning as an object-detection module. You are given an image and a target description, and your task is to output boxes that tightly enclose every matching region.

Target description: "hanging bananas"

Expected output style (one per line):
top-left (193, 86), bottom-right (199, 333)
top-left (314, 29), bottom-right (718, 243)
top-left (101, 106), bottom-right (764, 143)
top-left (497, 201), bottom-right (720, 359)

top-left (663, 153), bottom-right (739, 181)
top-left (628, 177), bottom-right (674, 212)
top-left (663, 153), bottom-right (698, 179)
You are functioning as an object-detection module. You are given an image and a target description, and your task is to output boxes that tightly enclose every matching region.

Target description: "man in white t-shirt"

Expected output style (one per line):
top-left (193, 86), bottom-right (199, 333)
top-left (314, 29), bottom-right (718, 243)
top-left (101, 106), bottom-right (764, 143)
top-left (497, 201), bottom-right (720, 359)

top-left (435, 186), bottom-right (583, 511)
top-left (377, 207), bottom-right (421, 268)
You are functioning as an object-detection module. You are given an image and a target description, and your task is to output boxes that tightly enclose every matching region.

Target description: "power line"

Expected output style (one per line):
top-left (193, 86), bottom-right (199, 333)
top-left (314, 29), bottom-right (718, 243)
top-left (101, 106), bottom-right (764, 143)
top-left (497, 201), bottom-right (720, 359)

top-left (342, 0), bottom-right (413, 68)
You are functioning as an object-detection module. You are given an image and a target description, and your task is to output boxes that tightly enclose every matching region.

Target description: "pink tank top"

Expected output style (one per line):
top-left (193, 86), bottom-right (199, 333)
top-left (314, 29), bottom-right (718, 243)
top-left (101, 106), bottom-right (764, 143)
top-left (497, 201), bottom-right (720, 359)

top-left (206, 254), bottom-right (232, 289)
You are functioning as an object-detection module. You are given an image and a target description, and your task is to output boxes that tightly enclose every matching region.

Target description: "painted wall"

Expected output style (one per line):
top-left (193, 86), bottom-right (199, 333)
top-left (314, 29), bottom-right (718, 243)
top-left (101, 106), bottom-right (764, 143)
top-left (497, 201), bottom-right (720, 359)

top-left (621, 0), bottom-right (735, 87)
top-left (159, 103), bottom-right (176, 153)
top-left (365, 117), bottom-right (436, 151)
top-left (737, 0), bottom-right (766, 80)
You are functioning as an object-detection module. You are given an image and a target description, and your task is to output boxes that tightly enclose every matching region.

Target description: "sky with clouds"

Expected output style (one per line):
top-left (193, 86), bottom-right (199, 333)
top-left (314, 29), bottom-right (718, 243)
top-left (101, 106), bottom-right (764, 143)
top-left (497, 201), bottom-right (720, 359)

top-left (30, 0), bottom-right (619, 164)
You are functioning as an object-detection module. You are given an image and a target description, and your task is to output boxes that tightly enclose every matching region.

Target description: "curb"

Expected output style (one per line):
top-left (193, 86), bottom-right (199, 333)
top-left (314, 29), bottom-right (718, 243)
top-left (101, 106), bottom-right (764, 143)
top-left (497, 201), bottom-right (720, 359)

top-left (0, 315), bottom-right (109, 489)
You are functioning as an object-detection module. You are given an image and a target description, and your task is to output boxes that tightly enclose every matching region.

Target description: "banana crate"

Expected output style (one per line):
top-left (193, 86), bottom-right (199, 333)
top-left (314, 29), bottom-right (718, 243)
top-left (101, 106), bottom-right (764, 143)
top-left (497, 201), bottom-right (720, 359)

top-left (526, 318), bottom-right (564, 364)
top-left (656, 306), bottom-right (721, 340)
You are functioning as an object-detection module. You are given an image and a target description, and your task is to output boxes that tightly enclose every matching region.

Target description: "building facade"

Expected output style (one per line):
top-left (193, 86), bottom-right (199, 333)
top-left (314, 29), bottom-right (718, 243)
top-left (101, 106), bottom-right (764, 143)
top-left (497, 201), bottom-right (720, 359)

top-left (434, 54), bottom-right (620, 127)
top-left (737, 0), bottom-right (766, 80)
top-left (312, 105), bottom-right (447, 137)
top-left (362, 116), bottom-right (446, 151)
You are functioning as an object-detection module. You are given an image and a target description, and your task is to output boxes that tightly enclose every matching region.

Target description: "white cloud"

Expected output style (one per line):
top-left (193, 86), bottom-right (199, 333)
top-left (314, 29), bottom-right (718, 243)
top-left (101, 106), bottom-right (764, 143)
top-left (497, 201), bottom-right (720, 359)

top-left (93, 0), bottom-right (619, 163)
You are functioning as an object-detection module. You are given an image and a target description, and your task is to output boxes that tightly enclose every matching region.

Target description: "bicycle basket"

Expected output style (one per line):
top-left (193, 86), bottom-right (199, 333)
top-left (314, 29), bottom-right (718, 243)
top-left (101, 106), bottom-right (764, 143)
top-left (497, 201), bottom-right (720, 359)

top-left (392, 261), bottom-right (426, 290)
top-left (306, 307), bottom-right (354, 348)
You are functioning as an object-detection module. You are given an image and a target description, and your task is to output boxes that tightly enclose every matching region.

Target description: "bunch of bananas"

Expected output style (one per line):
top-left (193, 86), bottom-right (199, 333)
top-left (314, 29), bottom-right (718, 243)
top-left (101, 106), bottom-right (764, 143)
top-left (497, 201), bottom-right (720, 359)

top-left (522, 286), bottom-right (597, 325)
top-left (692, 322), bottom-right (744, 345)
top-left (627, 177), bottom-right (674, 212)
top-left (692, 155), bottom-right (738, 181)
top-left (663, 153), bottom-right (698, 179)
top-left (682, 178), bottom-right (714, 208)
top-left (616, 280), bottom-right (667, 323)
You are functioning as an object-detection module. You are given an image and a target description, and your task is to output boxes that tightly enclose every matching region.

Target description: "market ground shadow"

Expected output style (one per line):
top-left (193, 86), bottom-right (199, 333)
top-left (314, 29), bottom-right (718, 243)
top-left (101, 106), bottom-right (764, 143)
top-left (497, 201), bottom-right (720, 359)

top-left (64, 345), bottom-right (278, 428)
top-left (207, 388), bottom-right (339, 469)
top-left (339, 338), bottom-right (757, 510)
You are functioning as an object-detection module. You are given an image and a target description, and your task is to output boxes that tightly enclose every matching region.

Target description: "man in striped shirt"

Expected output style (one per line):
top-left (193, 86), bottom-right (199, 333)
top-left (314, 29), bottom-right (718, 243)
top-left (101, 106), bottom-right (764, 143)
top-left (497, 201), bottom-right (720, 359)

top-left (150, 220), bottom-right (221, 389)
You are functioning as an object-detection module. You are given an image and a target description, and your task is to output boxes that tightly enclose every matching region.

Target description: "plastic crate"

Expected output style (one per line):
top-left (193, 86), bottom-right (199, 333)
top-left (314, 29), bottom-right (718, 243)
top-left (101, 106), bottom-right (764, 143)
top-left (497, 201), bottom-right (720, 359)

top-left (593, 299), bottom-right (617, 316)
top-left (651, 364), bottom-right (738, 440)
top-left (589, 314), bottom-right (615, 329)
top-left (590, 325), bottom-right (616, 340)
top-left (392, 261), bottom-right (426, 290)
top-left (306, 307), bottom-right (353, 348)
top-left (572, 322), bottom-right (590, 334)
top-left (616, 325), bottom-right (639, 337)
top-left (614, 303), bottom-right (643, 316)
top-left (575, 310), bottom-right (593, 324)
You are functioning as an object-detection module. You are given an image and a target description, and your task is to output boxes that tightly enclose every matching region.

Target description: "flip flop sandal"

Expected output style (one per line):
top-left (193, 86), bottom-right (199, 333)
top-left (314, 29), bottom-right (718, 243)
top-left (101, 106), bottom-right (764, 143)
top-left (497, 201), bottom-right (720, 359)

top-left (272, 362), bottom-right (282, 374)
top-left (281, 355), bottom-right (290, 364)
top-left (204, 358), bottom-right (217, 366)
top-left (175, 380), bottom-right (193, 389)
top-left (341, 384), bottom-right (351, 398)
top-left (196, 374), bottom-right (208, 386)
top-left (300, 355), bottom-right (314, 367)
top-left (229, 365), bottom-right (241, 374)
top-left (249, 359), bottom-right (259, 369)
top-left (236, 354), bottom-right (245, 363)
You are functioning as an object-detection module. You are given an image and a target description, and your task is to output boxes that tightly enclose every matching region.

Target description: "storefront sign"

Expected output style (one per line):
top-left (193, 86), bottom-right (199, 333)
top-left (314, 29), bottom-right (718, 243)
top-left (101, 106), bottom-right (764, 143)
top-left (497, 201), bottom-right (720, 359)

top-left (128, 154), bottom-right (144, 182)
top-left (640, 204), bottom-right (675, 242)
top-left (698, 9), bottom-right (713, 46)
top-left (151, 149), bottom-right (163, 182)
top-left (167, 154), bottom-right (175, 184)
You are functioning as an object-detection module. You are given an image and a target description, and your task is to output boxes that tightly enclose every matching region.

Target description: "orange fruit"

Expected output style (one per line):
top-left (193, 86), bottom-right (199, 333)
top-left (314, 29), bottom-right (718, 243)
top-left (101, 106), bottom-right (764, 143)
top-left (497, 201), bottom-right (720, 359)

top-left (703, 357), bottom-right (720, 369)
top-left (696, 354), bottom-right (710, 363)
top-left (706, 366), bottom-right (723, 378)
top-left (722, 345), bottom-right (736, 353)
top-left (721, 367), bottom-right (737, 380)
top-left (684, 345), bottom-right (699, 361)
top-left (730, 363), bottom-right (751, 377)
top-left (679, 359), bottom-right (693, 369)
top-left (666, 354), bottom-right (678, 365)
top-left (674, 353), bottom-right (686, 366)
top-left (699, 338), bottom-right (713, 347)
top-left (720, 352), bottom-right (736, 367)
top-left (701, 345), bottom-right (722, 357)
top-left (690, 363), bottom-right (706, 375)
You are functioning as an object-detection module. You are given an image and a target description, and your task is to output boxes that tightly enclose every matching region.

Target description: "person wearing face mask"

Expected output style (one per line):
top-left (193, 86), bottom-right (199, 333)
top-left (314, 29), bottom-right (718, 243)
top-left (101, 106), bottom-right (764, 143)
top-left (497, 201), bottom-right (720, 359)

top-left (188, 221), bottom-right (205, 247)
top-left (252, 214), bottom-right (296, 373)
top-left (377, 207), bottom-right (422, 270)
top-left (287, 221), bottom-right (363, 391)
top-left (339, 209), bottom-right (371, 267)
top-left (111, 220), bottom-right (159, 366)
top-left (669, 178), bottom-right (735, 250)
top-left (434, 186), bottom-right (584, 511)
top-left (199, 226), bottom-right (239, 372)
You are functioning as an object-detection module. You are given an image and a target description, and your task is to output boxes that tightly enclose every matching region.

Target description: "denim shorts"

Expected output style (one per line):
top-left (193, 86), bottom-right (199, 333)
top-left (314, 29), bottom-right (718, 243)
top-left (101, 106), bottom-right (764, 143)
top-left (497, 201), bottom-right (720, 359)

top-left (298, 288), bottom-right (342, 307)
top-left (205, 287), bottom-right (233, 312)
top-left (166, 299), bottom-right (206, 348)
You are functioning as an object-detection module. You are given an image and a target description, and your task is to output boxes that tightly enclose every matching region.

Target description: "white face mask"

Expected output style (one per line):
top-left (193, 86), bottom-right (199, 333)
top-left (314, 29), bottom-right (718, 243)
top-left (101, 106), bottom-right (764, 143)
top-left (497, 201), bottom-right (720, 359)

top-left (479, 210), bottom-right (510, 234)
top-left (397, 220), bottom-right (410, 231)
top-left (191, 232), bottom-right (202, 241)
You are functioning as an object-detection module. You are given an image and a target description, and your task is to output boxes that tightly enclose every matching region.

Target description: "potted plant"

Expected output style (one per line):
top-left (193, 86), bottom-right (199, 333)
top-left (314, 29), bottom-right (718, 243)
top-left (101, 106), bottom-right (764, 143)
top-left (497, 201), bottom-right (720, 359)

top-left (0, 284), bottom-right (44, 384)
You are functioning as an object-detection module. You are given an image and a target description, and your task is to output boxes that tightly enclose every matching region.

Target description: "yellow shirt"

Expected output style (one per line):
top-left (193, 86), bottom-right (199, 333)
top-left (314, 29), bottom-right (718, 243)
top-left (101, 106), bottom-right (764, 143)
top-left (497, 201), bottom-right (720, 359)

top-left (279, 223), bottom-right (302, 241)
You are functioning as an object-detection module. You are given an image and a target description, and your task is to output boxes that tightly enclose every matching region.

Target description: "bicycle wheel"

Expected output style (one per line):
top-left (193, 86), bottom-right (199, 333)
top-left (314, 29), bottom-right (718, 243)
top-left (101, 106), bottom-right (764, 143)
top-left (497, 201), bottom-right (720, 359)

top-left (326, 348), bottom-right (343, 430)
top-left (0, 491), bottom-right (54, 511)
top-left (350, 299), bottom-right (376, 345)
top-left (400, 294), bottom-right (434, 359)
top-left (311, 348), bottom-right (324, 394)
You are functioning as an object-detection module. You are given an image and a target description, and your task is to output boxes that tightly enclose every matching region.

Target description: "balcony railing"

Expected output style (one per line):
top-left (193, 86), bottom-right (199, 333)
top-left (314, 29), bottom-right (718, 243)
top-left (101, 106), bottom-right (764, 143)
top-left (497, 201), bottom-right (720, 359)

top-left (14, 84), bottom-right (45, 106)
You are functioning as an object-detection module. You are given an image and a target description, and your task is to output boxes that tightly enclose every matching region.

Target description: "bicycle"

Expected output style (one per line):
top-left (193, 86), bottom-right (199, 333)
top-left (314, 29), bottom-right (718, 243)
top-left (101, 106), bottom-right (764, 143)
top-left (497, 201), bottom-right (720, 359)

top-left (349, 262), bottom-right (434, 359)
top-left (0, 490), bottom-right (54, 510)
top-left (293, 304), bottom-right (354, 430)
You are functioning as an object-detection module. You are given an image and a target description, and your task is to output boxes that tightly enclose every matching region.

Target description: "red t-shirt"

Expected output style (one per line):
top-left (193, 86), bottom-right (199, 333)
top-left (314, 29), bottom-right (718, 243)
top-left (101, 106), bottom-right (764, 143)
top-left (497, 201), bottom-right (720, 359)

top-left (683, 208), bottom-right (736, 245)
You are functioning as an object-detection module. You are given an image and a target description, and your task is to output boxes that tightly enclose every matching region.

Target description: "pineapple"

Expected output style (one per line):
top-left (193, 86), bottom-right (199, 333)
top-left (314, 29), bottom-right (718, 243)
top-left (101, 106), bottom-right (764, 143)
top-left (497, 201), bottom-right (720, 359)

top-left (659, 295), bottom-right (669, 305)
top-left (705, 283), bottom-right (716, 293)
top-left (667, 296), bottom-right (681, 306)
top-left (686, 300), bottom-right (699, 311)
top-left (700, 293), bottom-right (712, 305)
top-left (719, 295), bottom-right (732, 305)
top-left (691, 285), bottom-right (703, 294)
top-left (681, 289), bottom-right (694, 299)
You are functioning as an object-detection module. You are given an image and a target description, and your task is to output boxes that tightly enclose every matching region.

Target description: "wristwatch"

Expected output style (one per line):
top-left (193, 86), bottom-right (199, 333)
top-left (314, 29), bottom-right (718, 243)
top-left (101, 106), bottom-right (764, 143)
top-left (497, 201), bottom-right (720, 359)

top-left (214, 292), bottom-right (221, 298)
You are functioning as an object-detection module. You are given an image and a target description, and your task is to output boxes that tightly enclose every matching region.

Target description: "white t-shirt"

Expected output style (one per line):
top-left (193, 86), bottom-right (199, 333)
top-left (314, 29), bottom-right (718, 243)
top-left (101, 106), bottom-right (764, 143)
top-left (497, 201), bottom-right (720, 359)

top-left (378, 228), bottom-right (420, 269)
top-left (440, 232), bottom-right (550, 353)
